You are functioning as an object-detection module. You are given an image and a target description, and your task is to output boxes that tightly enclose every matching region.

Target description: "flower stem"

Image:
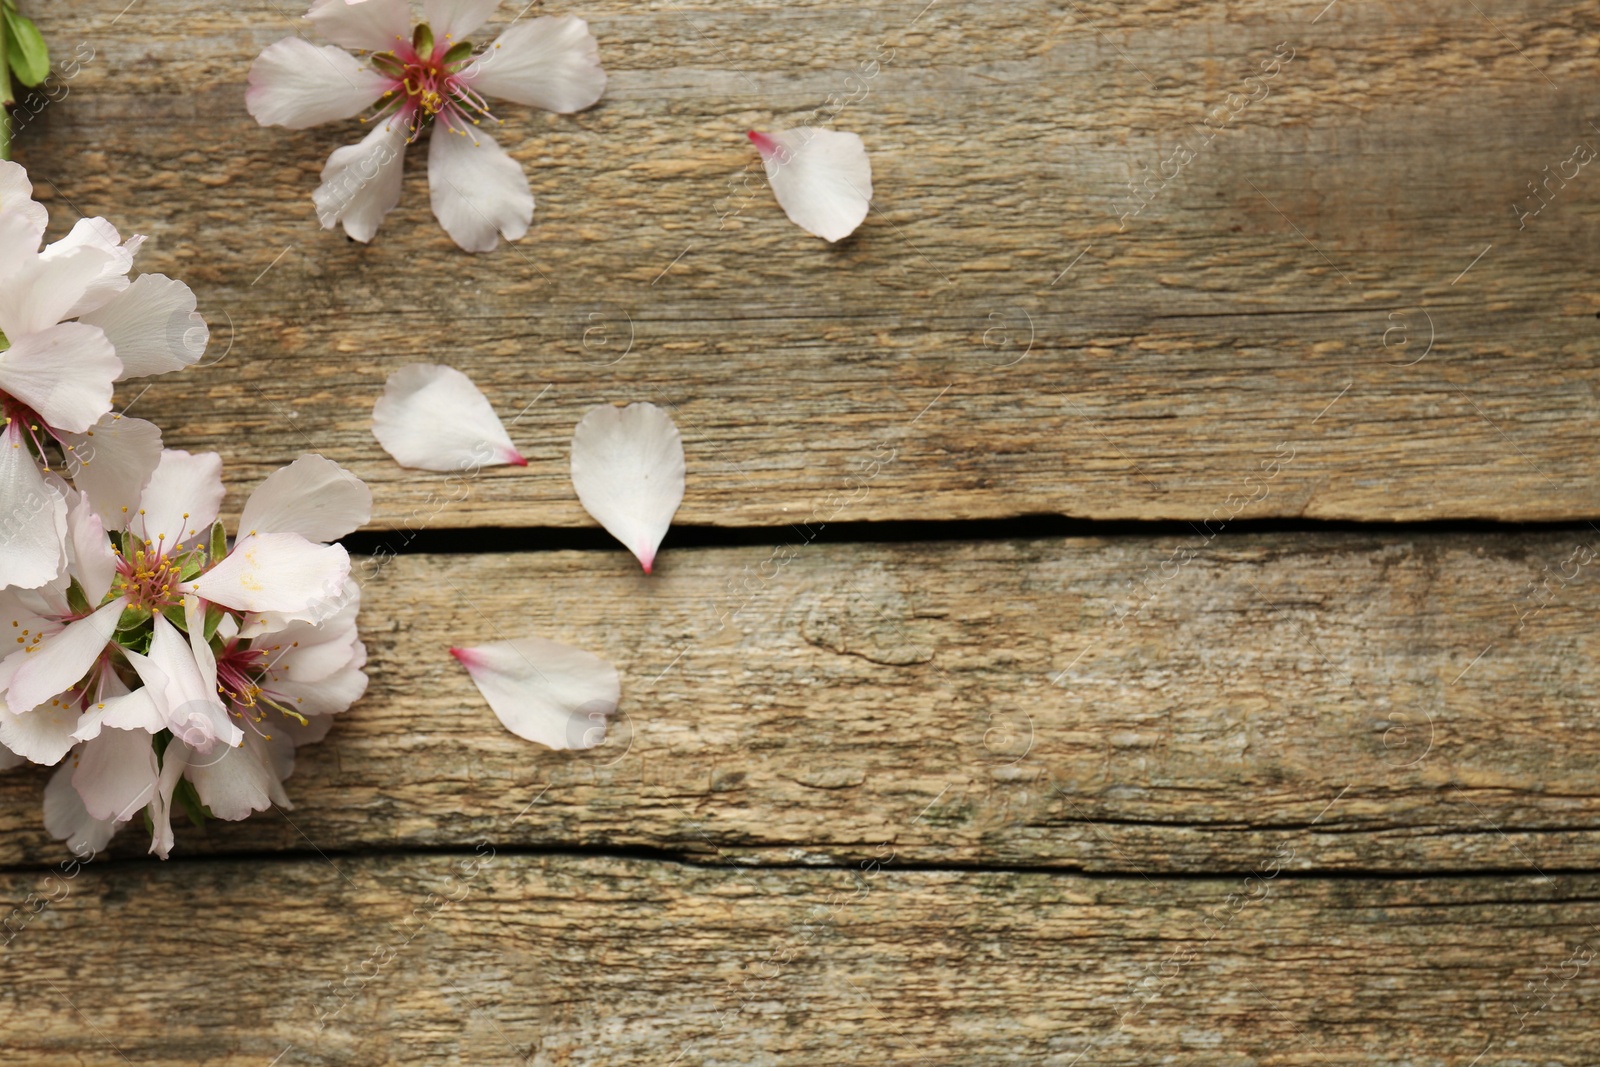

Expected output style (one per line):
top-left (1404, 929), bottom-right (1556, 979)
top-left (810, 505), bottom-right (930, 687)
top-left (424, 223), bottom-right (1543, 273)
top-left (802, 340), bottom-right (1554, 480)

top-left (0, 9), bottom-right (12, 160)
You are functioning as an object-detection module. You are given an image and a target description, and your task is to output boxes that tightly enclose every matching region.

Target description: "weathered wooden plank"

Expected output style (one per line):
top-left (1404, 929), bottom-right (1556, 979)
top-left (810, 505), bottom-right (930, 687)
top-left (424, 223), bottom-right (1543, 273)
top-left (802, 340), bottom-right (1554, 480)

top-left (1, 854), bottom-right (1596, 1065)
top-left (13, 1), bottom-right (1600, 526)
top-left (4, 533), bottom-right (1599, 870)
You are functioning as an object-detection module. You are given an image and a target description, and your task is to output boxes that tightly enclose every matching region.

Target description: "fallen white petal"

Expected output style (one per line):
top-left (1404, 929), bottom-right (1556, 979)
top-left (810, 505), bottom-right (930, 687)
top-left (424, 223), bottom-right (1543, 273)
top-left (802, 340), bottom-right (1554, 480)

top-left (189, 533), bottom-right (350, 620)
top-left (313, 118), bottom-right (409, 243)
top-left (750, 127), bottom-right (873, 243)
top-left (452, 636), bottom-right (620, 751)
top-left (467, 15), bottom-right (606, 114)
top-left (428, 125), bottom-right (533, 253)
top-left (245, 38), bottom-right (392, 130)
top-left (4, 597), bottom-right (126, 716)
top-left (0, 321), bottom-right (120, 433)
top-left (58, 413), bottom-right (164, 527)
top-left (306, 0), bottom-right (412, 51)
top-left (0, 419), bottom-right (68, 590)
top-left (570, 401), bottom-right (685, 573)
top-left (372, 363), bottom-right (526, 471)
top-left (127, 449), bottom-right (224, 546)
top-left (239, 454), bottom-right (372, 543)
top-left (76, 273), bottom-right (208, 379)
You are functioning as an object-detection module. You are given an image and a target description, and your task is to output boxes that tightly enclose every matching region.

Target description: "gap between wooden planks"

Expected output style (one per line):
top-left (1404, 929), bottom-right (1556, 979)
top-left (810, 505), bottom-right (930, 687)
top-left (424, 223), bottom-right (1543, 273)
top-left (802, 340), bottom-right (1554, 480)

top-left (2, 533), bottom-right (1596, 871)
top-left (0, 854), bottom-right (1596, 1065)
top-left (15, 1), bottom-right (1600, 527)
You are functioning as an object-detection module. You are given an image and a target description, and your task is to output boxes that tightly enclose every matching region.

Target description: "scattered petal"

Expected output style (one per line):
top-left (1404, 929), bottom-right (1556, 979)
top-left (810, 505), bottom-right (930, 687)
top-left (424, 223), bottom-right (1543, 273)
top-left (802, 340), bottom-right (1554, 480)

top-left (468, 16), bottom-right (606, 114)
top-left (372, 363), bottom-right (526, 471)
top-left (750, 127), bottom-right (873, 242)
top-left (452, 637), bottom-right (620, 750)
top-left (570, 401), bottom-right (685, 573)
top-left (428, 125), bottom-right (533, 253)
top-left (239, 454), bottom-right (372, 543)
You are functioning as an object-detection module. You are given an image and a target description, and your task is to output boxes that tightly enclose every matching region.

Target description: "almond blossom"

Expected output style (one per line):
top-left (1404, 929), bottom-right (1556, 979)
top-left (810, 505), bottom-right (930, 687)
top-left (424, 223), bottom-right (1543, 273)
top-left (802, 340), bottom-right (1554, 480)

top-left (749, 127), bottom-right (873, 242)
top-left (246, 1), bottom-right (606, 252)
top-left (0, 451), bottom-right (371, 858)
top-left (570, 401), bottom-right (685, 573)
top-left (0, 159), bottom-right (208, 590)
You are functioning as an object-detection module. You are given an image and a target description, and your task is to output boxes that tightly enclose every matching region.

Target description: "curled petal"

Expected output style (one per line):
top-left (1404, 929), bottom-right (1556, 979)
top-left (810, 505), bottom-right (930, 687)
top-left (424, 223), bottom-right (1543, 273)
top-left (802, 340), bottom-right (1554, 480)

top-left (313, 119), bottom-right (410, 243)
top-left (570, 402), bottom-right (685, 573)
top-left (76, 273), bottom-right (209, 379)
top-left (372, 363), bottom-right (526, 471)
top-left (306, 0), bottom-right (412, 51)
top-left (750, 127), bottom-right (873, 243)
top-left (428, 125), bottom-right (533, 253)
top-left (189, 533), bottom-right (350, 620)
top-left (0, 419), bottom-right (68, 590)
top-left (239, 454), bottom-right (372, 543)
top-left (452, 636), bottom-right (620, 751)
top-left (466, 15), bottom-right (606, 114)
top-left (245, 38), bottom-right (393, 130)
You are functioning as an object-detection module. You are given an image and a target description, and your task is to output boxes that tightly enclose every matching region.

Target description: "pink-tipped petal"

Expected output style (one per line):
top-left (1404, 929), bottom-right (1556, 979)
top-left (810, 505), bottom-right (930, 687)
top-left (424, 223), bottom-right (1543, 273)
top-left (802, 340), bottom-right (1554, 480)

top-left (453, 635), bottom-right (620, 751)
top-left (570, 402), bottom-right (685, 572)
top-left (372, 363), bottom-right (526, 472)
top-left (752, 126), bottom-right (873, 242)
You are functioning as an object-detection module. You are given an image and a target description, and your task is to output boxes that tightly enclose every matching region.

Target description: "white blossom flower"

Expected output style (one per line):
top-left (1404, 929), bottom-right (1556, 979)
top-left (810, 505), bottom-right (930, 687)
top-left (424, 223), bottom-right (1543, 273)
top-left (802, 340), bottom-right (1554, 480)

top-left (0, 452), bottom-right (370, 858)
top-left (570, 402), bottom-right (685, 573)
top-left (246, 1), bottom-right (606, 252)
top-left (749, 128), bottom-right (873, 242)
top-left (0, 160), bottom-right (209, 589)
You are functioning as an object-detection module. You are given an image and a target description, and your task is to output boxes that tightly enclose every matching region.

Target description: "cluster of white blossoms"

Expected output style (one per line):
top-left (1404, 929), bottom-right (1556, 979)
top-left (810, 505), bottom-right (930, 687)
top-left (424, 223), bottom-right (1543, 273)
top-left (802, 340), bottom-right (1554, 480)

top-left (0, 161), bottom-right (371, 858)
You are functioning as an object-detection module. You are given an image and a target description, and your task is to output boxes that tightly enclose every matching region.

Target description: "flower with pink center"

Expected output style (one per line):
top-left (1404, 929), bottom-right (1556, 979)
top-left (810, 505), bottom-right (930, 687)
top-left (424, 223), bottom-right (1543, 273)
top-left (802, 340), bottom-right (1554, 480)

top-left (246, 0), bottom-right (607, 252)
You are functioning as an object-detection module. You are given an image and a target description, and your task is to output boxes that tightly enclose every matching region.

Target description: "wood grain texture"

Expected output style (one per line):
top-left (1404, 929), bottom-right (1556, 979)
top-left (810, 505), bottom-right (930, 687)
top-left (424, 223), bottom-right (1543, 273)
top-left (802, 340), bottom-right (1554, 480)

top-left (12, 1), bottom-right (1600, 527)
top-left (4, 533), bottom-right (1598, 871)
top-left (1, 853), bottom-right (1597, 1066)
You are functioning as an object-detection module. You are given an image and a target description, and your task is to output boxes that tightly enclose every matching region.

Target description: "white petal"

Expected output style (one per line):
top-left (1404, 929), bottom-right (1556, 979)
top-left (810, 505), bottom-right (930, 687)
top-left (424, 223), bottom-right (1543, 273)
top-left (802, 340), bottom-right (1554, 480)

top-left (189, 533), bottom-right (350, 620)
top-left (58, 413), bottom-right (164, 527)
top-left (427, 125), bottom-right (533, 253)
top-left (371, 363), bottom-right (526, 470)
top-left (0, 159), bottom-right (49, 245)
top-left (147, 740), bottom-right (189, 858)
top-left (73, 727), bottom-right (158, 821)
top-left (72, 685), bottom-right (164, 741)
top-left (0, 322), bottom-right (120, 433)
top-left (75, 273), bottom-right (209, 379)
top-left (121, 615), bottom-right (242, 750)
top-left (313, 119), bottom-right (409, 243)
top-left (306, 0), bottom-right (412, 51)
top-left (245, 38), bottom-right (392, 130)
top-left (0, 420), bottom-right (68, 590)
top-left (186, 732), bottom-right (277, 821)
top-left (39, 218), bottom-right (138, 317)
top-left (424, 0), bottom-right (500, 43)
top-left (570, 401), bottom-right (685, 573)
top-left (466, 15), bottom-right (606, 114)
top-left (128, 449), bottom-right (224, 546)
top-left (0, 243), bottom-right (112, 337)
top-left (0, 688), bottom-right (81, 764)
top-left (4, 597), bottom-right (124, 715)
top-left (751, 127), bottom-right (873, 243)
top-left (44, 758), bottom-right (119, 856)
top-left (272, 664), bottom-right (369, 717)
top-left (239, 454), bottom-right (372, 542)
top-left (452, 636), bottom-right (620, 751)
top-left (65, 493), bottom-right (117, 604)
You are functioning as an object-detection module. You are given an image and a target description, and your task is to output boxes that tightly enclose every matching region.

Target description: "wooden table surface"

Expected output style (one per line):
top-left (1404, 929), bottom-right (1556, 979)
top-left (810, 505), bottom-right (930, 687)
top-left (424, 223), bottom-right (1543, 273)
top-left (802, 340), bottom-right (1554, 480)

top-left (4, 1), bottom-right (1599, 1063)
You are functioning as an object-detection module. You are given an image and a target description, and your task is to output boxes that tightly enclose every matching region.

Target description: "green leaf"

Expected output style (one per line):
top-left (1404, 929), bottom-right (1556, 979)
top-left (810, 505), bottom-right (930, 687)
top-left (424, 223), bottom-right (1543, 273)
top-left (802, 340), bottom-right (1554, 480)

top-left (172, 778), bottom-right (210, 829)
top-left (203, 603), bottom-right (225, 643)
top-left (65, 579), bottom-right (90, 617)
top-left (4, 8), bottom-right (49, 88)
top-left (208, 519), bottom-right (227, 564)
top-left (162, 603), bottom-right (187, 632)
